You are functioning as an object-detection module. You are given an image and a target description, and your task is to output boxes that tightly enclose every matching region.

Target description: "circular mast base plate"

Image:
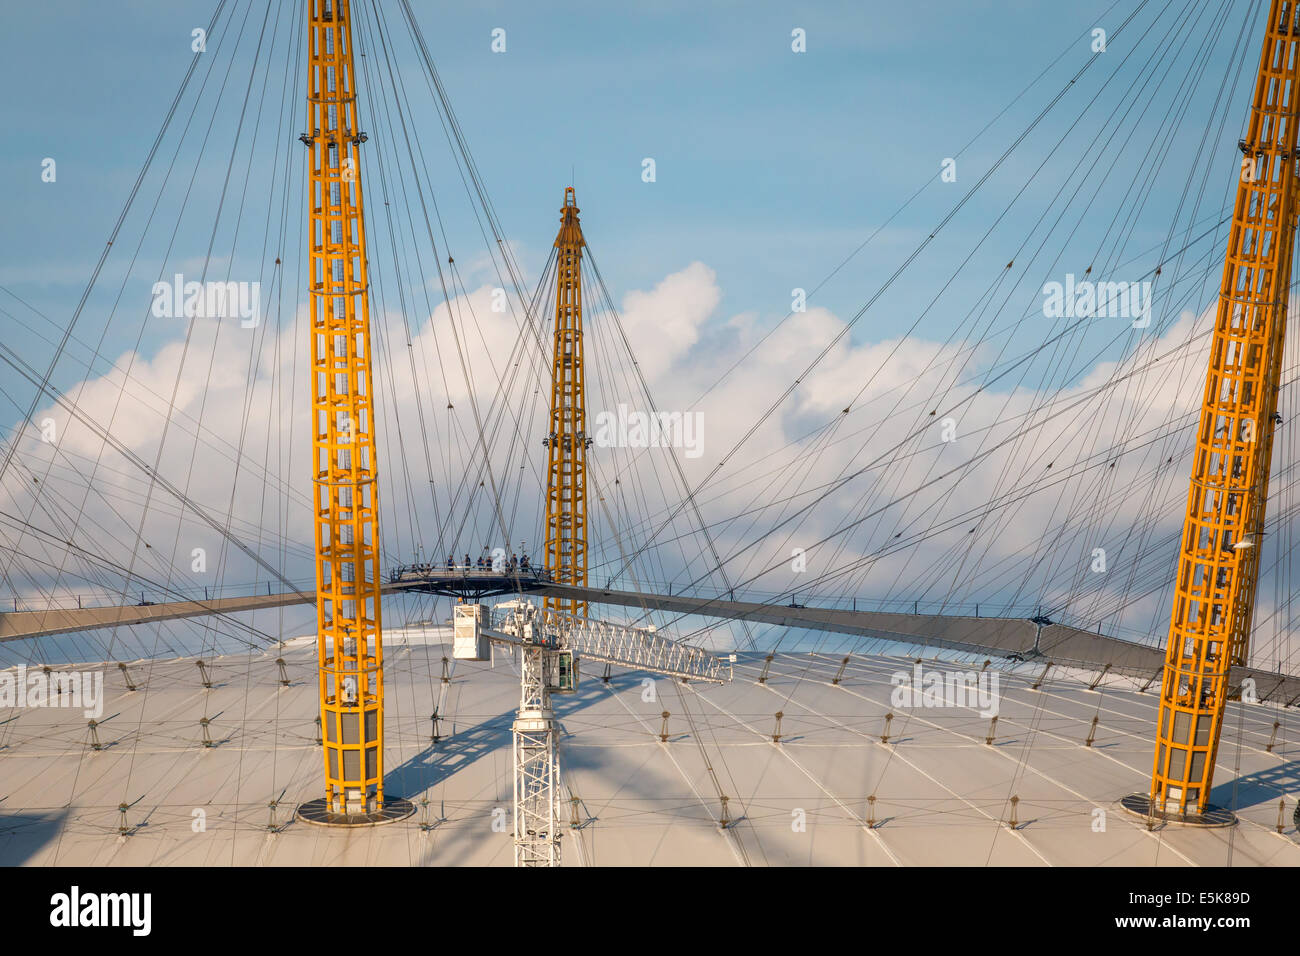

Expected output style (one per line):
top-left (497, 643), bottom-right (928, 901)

top-left (1118, 793), bottom-right (1236, 828)
top-left (295, 796), bottom-right (416, 828)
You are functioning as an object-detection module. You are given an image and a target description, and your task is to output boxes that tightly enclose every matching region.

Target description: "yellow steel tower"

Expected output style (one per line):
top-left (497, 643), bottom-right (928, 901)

top-left (300, 0), bottom-right (394, 821)
top-left (1145, 0), bottom-right (1300, 820)
top-left (542, 188), bottom-right (589, 620)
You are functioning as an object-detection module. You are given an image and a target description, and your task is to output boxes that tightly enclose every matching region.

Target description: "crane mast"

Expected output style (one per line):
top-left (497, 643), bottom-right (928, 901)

top-left (1146, 0), bottom-right (1300, 820)
top-left (508, 186), bottom-right (591, 865)
top-left (512, 625), bottom-right (562, 867)
top-left (454, 599), bottom-right (731, 867)
top-left (302, 0), bottom-right (391, 820)
top-left (542, 188), bottom-right (590, 621)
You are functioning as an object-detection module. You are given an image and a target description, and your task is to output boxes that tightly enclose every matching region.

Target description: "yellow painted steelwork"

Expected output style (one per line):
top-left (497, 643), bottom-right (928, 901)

top-left (543, 188), bottom-right (589, 619)
top-left (306, 0), bottom-right (386, 813)
top-left (1150, 0), bottom-right (1300, 816)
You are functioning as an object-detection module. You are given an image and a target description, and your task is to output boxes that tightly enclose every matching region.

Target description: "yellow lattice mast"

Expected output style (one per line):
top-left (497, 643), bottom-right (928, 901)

top-left (542, 188), bottom-right (589, 620)
top-left (1146, 0), bottom-right (1300, 820)
top-left (304, 0), bottom-right (387, 818)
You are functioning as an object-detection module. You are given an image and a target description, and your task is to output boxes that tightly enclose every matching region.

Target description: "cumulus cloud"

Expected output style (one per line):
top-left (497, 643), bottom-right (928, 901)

top-left (2, 260), bottom-right (1294, 673)
top-left (616, 261), bottom-right (718, 381)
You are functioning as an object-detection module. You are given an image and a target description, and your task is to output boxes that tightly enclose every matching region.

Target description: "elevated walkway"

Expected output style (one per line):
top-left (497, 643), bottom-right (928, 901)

top-left (1, 577), bottom-right (1296, 707)
top-left (387, 564), bottom-right (550, 600)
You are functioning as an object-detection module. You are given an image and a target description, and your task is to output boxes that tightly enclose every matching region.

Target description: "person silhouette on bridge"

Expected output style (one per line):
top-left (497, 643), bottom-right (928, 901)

top-left (463, 553), bottom-right (470, 570)
top-left (446, 554), bottom-right (454, 570)
top-left (521, 553), bottom-right (530, 571)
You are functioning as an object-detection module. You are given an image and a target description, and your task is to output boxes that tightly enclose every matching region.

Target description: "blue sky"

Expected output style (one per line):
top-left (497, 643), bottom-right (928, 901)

top-left (2, 0), bottom-right (1216, 379)
top-left (0, 0), bottom-right (1282, 653)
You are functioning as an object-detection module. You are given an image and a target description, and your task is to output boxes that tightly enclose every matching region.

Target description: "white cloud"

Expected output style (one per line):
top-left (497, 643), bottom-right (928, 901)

top-left (2, 262), bottom-right (1295, 673)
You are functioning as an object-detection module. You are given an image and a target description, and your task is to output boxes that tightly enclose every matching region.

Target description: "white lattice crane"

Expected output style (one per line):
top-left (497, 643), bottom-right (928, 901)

top-left (454, 599), bottom-right (731, 866)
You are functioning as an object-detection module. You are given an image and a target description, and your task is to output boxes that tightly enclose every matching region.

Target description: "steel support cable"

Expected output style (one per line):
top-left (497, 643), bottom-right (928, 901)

top-left (590, 304), bottom-right (1205, 582)
top-left (1003, 254), bottom-right (1237, 624)
top-left (670, 11), bottom-right (1216, 632)
top-left (586, 251), bottom-right (746, 598)
top-left (658, 328), bottom-right (1227, 642)
top-left (354, 3), bottom-right (460, 567)
top-left (597, 287), bottom-right (1221, 604)
top-left (1024, 39), bottom-right (1258, 642)
top-left (357, 0), bottom-right (520, 562)
top-left (353, 5), bottom-right (436, 572)
top-left (753, 406), bottom-right (1211, 616)
top-left (361, 6), bottom-right (520, 563)
top-left (0, 461), bottom-right (315, 580)
top-left (427, 245), bottom-right (551, 544)
top-left (393, 0), bottom-right (541, 349)
top-left (581, 276), bottom-right (692, 611)
top-left (0, 297), bottom-right (314, 514)
top-left (336, 4), bottom-right (458, 581)
top-left (589, 202), bottom-right (1231, 551)
top-left (603, 0), bottom-right (1164, 594)
top-left (474, 253), bottom-right (560, 562)
top-left (265, 0), bottom-right (308, 824)
top-left (1274, 262), bottom-right (1300, 679)
top-left (475, 252), bottom-right (557, 527)
top-left (608, 366), bottom-right (1202, 617)
top-left (0, 344), bottom-right (303, 599)
top-left (3, 52), bottom-right (301, 655)
top-left (921, 0), bottom-right (1231, 616)
top-left (0, 462), bottom-right (204, 661)
top-left (1104, 4), bottom-right (1260, 632)
top-left (0, 437), bottom-right (154, 651)
top-left (0, 537), bottom-right (291, 661)
top-left (691, 169), bottom-right (1190, 634)
top-left (573, 298), bottom-right (634, 587)
top-left (941, 440), bottom-right (1212, 622)
top-left (378, 1), bottom-right (563, 512)
top-left (0, 358), bottom-right (309, 564)
top-left (712, 97), bottom-right (1113, 608)
top-left (0, 4), bottom-right (265, 602)
top-left (229, 111), bottom-right (300, 850)
top-left (353, 51), bottom-right (430, 569)
top-left (431, 248), bottom-right (549, 570)
top-left (537, 192), bottom-right (1234, 576)
top-left (871, 410), bottom-right (1209, 620)
top-left (792, 266), bottom-right (1024, 621)
top-left (812, 0), bottom-right (1227, 628)
top-left (878, 443), bottom-right (1194, 628)
top-left (945, 280), bottom-right (1197, 616)
top-left (4, 0), bottom-right (271, 657)
top-left (0, 0), bottom-right (232, 496)
top-left (982, 662), bottom-right (1058, 865)
top-left (106, 0), bottom-right (274, 672)
top-left (581, 281), bottom-right (702, 598)
top-left (626, 266), bottom-right (1221, 622)
top-left (1007, 0), bottom-right (1242, 616)
top-left (187, 0), bottom-right (293, 672)
top-left (681, 0), bottom-right (1136, 419)
top-left (358, 5), bottom-right (484, 560)
top-left (1049, 456), bottom-right (1300, 647)
top-left (1245, 251), bottom-right (1300, 677)
top-left (677, 682), bottom-right (760, 866)
top-left (586, 252), bottom-right (762, 651)
top-left (439, 255), bottom-right (552, 554)
top-left (445, 259), bottom-right (541, 546)
top-left (663, 406), bottom-right (1208, 644)
top-left (0, 471), bottom-right (165, 664)
top-left (700, 240), bottom-right (1218, 602)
